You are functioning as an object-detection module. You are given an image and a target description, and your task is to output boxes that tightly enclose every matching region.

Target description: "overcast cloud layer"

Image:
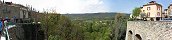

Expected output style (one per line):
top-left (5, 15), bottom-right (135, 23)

top-left (5, 0), bottom-right (109, 13)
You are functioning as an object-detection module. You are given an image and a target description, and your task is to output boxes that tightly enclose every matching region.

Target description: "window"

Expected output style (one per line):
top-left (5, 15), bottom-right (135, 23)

top-left (157, 12), bottom-right (160, 16)
top-left (147, 7), bottom-right (151, 10)
top-left (157, 6), bottom-right (161, 10)
top-left (147, 12), bottom-right (150, 17)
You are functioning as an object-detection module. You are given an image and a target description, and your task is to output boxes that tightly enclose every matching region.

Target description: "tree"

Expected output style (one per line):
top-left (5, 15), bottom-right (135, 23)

top-left (40, 14), bottom-right (60, 40)
top-left (110, 13), bottom-right (128, 40)
top-left (79, 20), bottom-right (112, 40)
top-left (132, 7), bottom-right (141, 19)
top-left (40, 12), bottom-right (129, 40)
top-left (40, 13), bottom-right (84, 40)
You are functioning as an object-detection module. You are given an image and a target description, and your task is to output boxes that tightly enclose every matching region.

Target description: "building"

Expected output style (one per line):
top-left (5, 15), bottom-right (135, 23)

top-left (163, 9), bottom-right (168, 18)
top-left (0, 2), bottom-right (30, 23)
top-left (0, 2), bottom-right (29, 19)
top-left (140, 1), bottom-right (162, 21)
top-left (0, 1), bottom-right (40, 23)
top-left (167, 4), bottom-right (172, 18)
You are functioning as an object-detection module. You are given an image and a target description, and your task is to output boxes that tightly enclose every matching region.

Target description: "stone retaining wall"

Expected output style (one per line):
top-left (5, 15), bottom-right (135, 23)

top-left (126, 21), bottom-right (172, 40)
top-left (8, 23), bottom-right (44, 40)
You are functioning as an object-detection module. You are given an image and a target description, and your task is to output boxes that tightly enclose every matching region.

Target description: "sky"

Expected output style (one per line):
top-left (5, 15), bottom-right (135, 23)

top-left (3, 0), bottom-right (172, 14)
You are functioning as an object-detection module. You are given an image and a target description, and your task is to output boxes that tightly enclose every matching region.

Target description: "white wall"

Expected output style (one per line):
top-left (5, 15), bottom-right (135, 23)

top-left (142, 5), bottom-right (162, 17)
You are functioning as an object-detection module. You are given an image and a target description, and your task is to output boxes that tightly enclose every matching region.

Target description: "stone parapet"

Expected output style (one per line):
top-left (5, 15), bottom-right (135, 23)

top-left (126, 21), bottom-right (172, 40)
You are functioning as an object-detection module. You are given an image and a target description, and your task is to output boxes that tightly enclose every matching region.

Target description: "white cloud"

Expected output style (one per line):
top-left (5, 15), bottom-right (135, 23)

top-left (4, 0), bottom-right (109, 14)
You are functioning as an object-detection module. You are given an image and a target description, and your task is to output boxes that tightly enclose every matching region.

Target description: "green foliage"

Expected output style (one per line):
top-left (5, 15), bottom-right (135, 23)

top-left (132, 7), bottom-right (141, 19)
top-left (40, 14), bottom-right (83, 40)
top-left (63, 13), bottom-right (130, 20)
top-left (40, 13), bottom-right (129, 40)
top-left (76, 20), bottom-right (113, 40)
top-left (110, 13), bottom-right (128, 40)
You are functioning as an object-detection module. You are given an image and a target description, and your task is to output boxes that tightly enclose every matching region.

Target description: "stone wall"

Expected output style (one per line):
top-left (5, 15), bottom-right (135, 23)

top-left (126, 21), bottom-right (172, 40)
top-left (8, 23), bottom-right (44, 40)
top-left (0, 3), bottom-right (30, 19)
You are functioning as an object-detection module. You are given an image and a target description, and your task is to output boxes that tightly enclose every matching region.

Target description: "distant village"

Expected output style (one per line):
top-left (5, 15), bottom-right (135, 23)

top-left (131, 1), bottom-right (172, 21)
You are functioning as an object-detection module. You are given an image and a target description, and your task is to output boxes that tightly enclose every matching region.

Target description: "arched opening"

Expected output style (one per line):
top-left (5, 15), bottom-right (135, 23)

top-left (156, 17), bottom-right (160, 21)
top-left (128, 30), bottom-right (132, 40)
top-left (165, 16), bottom-right (168, 18)
top-left (135, 34), bottom-right (142, 40)
top-left (150, 18), bottom-right (154, 21)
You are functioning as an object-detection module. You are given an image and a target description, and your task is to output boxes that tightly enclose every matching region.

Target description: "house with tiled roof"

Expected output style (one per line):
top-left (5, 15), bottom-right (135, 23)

top-left (140, 1), bottom-right (162, 21)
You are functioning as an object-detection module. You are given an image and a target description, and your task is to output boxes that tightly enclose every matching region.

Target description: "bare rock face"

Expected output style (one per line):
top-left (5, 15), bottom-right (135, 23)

top-left (126, 21), bottom-right (172, 40)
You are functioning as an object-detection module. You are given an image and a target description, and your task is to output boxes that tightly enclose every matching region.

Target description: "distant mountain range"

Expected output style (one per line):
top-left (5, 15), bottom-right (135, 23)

top-left (62, 12), bottom-right (130, 20)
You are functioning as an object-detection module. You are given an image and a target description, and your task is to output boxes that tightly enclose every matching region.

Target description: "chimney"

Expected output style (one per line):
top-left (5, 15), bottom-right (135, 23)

top-left (149, 1), bottom-right (156, 4)
top-left (170, 4), bottom-right (172, 6)
top-left (5, 2), bottom-right (12, 5)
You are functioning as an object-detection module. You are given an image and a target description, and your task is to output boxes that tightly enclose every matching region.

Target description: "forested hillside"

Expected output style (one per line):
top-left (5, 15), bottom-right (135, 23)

top-left (40, 13), bottom-right (129, 40)
top-left (62, 13), bottom-right (130, 20)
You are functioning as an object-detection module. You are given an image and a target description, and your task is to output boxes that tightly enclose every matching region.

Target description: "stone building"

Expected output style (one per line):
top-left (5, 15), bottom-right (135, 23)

top-left (140, 1), bottom-right (162, 21)
top-left (0, 1), bottom-right (29, 19)
top-left (0, 1), bottom-right (40, 23)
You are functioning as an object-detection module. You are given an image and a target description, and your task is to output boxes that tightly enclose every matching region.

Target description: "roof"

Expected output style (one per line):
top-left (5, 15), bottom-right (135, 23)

top-left (168, 4), bottom-right (172, 8)
top-left (140, 7), bottom-right (143, 8)
top-left (5, 2), bottom-right (12, 5)
top-left (164, 9), bottom-right (168, 11)
top-left (143, 1), bottom-right (162, 7)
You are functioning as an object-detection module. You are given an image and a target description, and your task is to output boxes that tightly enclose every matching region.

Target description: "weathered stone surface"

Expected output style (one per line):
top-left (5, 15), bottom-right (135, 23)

top-left (126, 21), bottom-right (172, 40)
top-left (8, 24), bottom-right (44, 40)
